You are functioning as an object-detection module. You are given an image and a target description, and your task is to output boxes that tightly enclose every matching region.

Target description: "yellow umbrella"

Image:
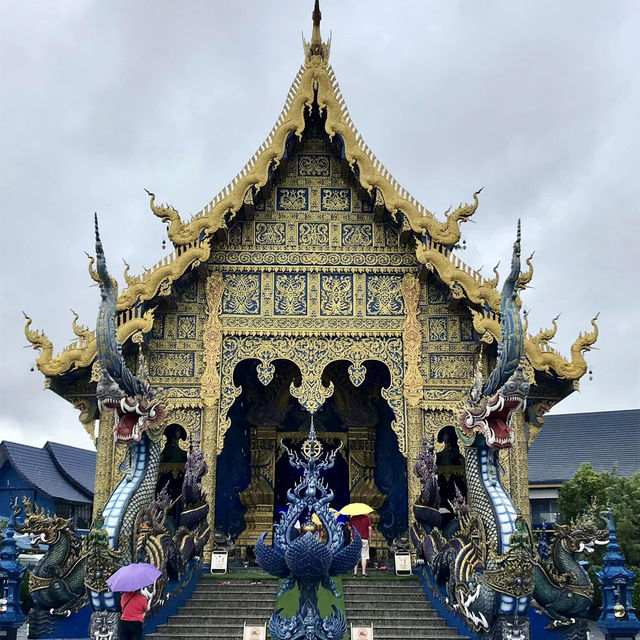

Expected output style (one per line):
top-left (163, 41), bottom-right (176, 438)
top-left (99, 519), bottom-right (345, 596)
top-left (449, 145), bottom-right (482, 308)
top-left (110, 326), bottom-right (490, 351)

top-left (339, 503), bottom-right (373, 516)
top-left (311, 508), bottom-right (339, 525)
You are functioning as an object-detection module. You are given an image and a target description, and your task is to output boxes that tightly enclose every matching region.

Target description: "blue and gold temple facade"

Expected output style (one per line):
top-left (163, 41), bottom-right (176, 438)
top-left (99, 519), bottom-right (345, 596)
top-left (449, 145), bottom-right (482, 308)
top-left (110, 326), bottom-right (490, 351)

top-left (24, 3), bottom-right (599, 558)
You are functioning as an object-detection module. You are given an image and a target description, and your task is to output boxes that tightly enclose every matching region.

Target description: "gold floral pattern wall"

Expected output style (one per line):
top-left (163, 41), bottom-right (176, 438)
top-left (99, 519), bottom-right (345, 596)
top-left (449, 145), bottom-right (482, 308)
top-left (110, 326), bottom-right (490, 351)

top-left (141, 125), bottom-right (481, 463)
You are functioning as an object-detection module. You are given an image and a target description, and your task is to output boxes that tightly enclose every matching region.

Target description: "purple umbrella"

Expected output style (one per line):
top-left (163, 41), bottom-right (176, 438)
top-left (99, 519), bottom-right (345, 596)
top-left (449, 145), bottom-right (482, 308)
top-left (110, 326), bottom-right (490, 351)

top-left (106, 563), bottom-right (162, 592)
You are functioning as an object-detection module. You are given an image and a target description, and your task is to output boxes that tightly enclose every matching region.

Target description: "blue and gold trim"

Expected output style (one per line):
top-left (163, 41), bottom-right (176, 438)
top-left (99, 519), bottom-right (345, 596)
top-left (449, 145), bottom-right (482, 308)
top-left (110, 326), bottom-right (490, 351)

top-left (321, 188), bottom-right (351, 212)
top-left (222, 272), bottom-right (261, 315)
top-left (277, 187), bottom-right (309, 211)
top-left (320, 274), bottom-right (353, 316)
top-left (274, 273), bottom-right (308, 316)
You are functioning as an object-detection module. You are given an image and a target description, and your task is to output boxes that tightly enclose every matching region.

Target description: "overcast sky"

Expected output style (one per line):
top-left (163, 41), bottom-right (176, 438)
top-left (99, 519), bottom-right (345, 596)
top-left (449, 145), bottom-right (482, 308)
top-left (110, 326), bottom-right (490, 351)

top-left (1, 1), bottom-right (638, 451)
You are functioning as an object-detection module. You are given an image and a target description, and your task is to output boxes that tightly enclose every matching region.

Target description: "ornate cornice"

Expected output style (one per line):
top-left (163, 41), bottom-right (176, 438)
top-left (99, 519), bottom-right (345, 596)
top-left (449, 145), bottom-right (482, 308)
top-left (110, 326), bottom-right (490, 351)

top-left (470, 309), bottom-right (599, 381)
top-left (24, 308), bottom-right (156, 377)
top-left (416, 239), bottom-right (502, 309)
top-left (114, 237), bottom-right (210, 311)
top-left (526, 314), bottom-right (599, 380)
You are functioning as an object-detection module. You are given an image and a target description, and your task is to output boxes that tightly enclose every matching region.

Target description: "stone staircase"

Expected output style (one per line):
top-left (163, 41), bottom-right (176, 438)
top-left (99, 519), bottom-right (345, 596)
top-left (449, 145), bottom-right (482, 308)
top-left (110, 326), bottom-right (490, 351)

top-left (148, 574), bottom-right (469, 640)
top-left (342, 576), bottom-right (469, 639)
top-left (148, 577), bottom-right (277, 639)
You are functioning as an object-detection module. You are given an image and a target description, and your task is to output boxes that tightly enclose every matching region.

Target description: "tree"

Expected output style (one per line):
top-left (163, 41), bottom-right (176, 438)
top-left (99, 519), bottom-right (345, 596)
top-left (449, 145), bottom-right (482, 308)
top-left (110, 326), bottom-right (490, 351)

top-left (558, 462), bottom-right (640, 567)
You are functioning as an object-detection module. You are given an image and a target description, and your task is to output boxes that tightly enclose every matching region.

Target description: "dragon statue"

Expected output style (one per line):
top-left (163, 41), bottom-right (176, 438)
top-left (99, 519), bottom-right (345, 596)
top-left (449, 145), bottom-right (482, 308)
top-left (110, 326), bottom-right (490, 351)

top-left (414, 222), bottom-right (536, 640)
top-left (533, 511), bottom-right (608, 638)
top-left (255, 418), bottom-right (362, 640)
top-left (16, 499), bottom-right (87, 636)
top-left (86, 214), bottom-right (169, 638)
top-left (134, 445), bottom-right (211, 598)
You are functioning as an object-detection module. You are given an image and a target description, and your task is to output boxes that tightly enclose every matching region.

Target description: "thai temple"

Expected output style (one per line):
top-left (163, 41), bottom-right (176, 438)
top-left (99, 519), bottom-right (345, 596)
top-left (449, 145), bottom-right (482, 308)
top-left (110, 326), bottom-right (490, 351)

top-left (14, 4), bottom-right (616, 640)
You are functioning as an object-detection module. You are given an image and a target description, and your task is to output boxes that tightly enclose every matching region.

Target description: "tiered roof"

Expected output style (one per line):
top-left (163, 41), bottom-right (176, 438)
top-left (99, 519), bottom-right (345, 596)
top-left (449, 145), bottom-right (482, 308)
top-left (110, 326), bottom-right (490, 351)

top-left (0, 441), bottom-right (95, 504)
top-left (24, 1), bottom-right (597, 387)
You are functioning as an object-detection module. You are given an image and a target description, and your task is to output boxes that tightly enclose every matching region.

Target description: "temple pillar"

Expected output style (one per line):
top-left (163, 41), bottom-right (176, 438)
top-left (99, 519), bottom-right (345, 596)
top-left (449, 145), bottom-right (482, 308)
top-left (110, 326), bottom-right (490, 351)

top-left (237, 426), bottom-right (277, 549)
top-left (405, 405), bottom-right (423, 540)
top-left (201, 401), bottom-right (219, 563)
top-left (93, 408), bottom-right (116, 516)
top-left (200, 271), bottom-right (224, 562)
top-left (401, 272), bottom-right (425, 540)
top-left (348, 426), bottom-right (386, 550)
top-left (508, 409), bottom-right (531, 523)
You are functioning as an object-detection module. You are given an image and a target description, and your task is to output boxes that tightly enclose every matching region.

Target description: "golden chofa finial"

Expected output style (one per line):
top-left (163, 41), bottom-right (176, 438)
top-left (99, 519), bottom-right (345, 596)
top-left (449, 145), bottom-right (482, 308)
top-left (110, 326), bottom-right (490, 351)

top-left (303, 0), bottom-right (331, 65)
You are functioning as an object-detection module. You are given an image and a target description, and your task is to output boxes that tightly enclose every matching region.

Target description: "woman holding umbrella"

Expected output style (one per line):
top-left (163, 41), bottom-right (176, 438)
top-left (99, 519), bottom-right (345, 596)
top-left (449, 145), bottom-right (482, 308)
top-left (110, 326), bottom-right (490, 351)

top-left (106, 563), bottom-right (162, 640)
top-left (339, 503), bottom-right (373, 577)
top-left (119, 589), bottom-right (149, 640)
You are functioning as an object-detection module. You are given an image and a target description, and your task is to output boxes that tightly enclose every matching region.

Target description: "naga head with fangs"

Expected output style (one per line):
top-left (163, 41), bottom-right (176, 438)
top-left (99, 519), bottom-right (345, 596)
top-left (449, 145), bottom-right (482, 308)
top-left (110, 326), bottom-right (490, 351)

top-left (456, 221), bottom-right (530, 450)
top-left (94, 214), bottom-right (167, 445)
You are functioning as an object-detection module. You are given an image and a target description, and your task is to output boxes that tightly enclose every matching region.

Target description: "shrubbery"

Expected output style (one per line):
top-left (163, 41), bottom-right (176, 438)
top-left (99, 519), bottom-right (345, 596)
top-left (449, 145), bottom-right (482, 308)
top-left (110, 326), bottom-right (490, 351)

top-left (558, 462), bottom-right (640, 610)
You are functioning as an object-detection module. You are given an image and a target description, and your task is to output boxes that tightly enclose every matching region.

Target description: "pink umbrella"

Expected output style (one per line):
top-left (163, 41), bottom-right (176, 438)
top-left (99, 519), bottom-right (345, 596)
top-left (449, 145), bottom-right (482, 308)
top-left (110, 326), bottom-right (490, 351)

top-left (106, 563), bottom-right (162, 592)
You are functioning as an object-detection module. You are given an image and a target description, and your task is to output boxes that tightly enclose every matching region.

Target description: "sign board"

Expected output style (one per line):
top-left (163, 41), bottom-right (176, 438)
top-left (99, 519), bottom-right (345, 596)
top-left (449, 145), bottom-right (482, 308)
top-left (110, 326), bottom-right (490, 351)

top-left (243, 623), bottom-right (266, 640)
top-left (351, 624), bottom-right (374, 639)
top-left (210, 551), bottom-right (228, 574)
top-left (395, 550), bottom-right (412, 575)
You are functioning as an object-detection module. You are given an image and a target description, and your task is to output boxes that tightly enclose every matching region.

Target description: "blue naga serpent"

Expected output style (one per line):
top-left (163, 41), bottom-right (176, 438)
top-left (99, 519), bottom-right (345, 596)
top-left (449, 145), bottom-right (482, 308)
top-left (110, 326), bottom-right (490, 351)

top-left (416, 222), bottom-right (535, 640)
top-left (86, 215), bottom-right (168, 638)
top-left (255, 420), bottom-right (362, 640)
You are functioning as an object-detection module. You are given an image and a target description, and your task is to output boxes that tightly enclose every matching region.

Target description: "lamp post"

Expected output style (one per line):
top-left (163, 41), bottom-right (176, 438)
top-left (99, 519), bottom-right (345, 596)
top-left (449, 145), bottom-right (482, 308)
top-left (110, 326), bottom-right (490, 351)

top-left (596, 510), bottom-right (639, 640)
top-left (0, 499), bottom-right (27, 640)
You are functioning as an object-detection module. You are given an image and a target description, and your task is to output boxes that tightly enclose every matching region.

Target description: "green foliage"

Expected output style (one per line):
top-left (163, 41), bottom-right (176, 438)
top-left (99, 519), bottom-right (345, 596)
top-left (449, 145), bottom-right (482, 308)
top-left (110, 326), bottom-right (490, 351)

top-left (557, 462), bottom-right (611, 525)
top-left (20, 569), bottom-right (33, 615)
top-left (559, 463), bottom-right (640, 611)
top-left (558, 463), bottom-right (640, 567)
top-left (607, 473), bottom-right (640, 568)
top-left (0, 517), bottom-right (7, 533)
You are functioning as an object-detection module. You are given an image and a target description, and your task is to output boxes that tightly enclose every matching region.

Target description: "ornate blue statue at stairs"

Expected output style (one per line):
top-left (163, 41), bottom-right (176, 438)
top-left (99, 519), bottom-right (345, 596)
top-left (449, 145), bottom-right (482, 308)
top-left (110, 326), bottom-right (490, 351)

top-left (255, 418), bottom-right (362, 640)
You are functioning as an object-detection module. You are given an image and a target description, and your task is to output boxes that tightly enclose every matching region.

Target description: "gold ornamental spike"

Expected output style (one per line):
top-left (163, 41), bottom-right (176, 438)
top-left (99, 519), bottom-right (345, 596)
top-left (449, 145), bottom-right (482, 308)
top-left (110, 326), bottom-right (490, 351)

top-left (303, 0), bottom-right (331, 63)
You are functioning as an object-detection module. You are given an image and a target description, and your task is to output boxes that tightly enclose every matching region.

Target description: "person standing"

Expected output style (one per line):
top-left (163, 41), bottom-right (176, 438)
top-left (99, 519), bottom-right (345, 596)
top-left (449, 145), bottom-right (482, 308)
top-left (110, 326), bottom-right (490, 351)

top-left (350, 513), bottom-right (372, 576)
top-left (119, 589), bottom-right (149, 640)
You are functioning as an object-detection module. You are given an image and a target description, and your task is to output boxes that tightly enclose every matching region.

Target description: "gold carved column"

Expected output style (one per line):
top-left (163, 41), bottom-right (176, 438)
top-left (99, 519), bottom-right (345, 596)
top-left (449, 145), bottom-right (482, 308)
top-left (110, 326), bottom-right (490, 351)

top-left (405, 406), bottom-right (424, 537)
top-left (508, 409), bottom-right (531, 523)
top-left (401, 273), bottom-right (425, 537)
top-left (201, 272), bottom-right (224, 561)
top-left (93, 409), bottom-right (117, 516)
top-left (237, 426), bottom-right (277, 548)
top-left (349, 427), bottom-right (386, 549)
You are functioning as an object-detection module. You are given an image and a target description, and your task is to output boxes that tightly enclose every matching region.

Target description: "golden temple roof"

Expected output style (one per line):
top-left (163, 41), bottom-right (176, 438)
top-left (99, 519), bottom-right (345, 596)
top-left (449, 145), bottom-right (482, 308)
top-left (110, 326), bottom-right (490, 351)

top-left (24, 2), bottom-right (598, 383)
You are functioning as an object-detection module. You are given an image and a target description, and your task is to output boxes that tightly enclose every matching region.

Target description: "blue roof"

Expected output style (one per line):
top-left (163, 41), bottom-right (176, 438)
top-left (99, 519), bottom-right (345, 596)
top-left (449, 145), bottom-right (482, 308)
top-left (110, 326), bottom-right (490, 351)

top-left (0, 441), bottom-right (95, 504)
top-left (45, 441), bottom-right (96, 494)
top-left (528, 409), bottom-right (640, 485)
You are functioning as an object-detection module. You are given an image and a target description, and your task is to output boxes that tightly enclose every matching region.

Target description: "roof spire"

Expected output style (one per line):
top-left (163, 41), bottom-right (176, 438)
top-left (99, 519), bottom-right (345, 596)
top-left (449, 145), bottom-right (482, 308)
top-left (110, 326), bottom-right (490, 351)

top-left (303, 0), bottom-right (331, 65)
top-left (311, 0), bottom-right (322, 46)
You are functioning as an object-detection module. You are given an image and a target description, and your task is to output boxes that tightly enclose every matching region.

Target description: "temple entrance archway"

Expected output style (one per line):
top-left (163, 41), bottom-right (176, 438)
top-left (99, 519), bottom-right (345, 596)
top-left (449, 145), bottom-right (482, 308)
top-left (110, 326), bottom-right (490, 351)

top-left (214, 353), bottom-right (407, 555)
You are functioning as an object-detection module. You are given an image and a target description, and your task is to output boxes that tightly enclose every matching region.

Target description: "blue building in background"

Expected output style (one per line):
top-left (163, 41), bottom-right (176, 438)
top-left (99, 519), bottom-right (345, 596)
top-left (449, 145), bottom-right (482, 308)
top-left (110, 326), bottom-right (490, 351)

top-left (528, 409), bottom-right (640, 526)
top-left (0, 441), bottom-right (96, 530)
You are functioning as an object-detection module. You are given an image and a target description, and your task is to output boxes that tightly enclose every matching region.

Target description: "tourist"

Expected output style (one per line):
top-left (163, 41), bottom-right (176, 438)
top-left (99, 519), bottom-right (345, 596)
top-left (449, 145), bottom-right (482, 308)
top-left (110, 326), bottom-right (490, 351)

top-left (119, 589), bottom-right (149, 640)
top-left (350, 513), bottom-right (372, 576)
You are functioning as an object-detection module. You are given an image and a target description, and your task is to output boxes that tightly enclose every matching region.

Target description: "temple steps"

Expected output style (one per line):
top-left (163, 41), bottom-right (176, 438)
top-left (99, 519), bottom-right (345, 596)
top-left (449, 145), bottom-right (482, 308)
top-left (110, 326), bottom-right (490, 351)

top-left (148, 577), bottom-right (277, 640)
top-left (342, 576), bottom-right (470, 639)
top-left (149, 574), bottom-right (470, 640)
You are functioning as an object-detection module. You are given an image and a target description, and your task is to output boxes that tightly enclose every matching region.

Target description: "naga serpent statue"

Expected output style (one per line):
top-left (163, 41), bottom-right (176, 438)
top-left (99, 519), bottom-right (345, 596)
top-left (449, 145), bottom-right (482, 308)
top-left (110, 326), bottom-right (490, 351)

top-left (414, 222), bottom-right (536, 640)
top-left (533, 511), bottom-right (608, 638)
top-left (86, 214), bottom-right (169, 638)
top-left (255, 419), bottom-right (362, 640)
top-left (16, 499), bottom-right (87, 636)
top-left (135, 445), bottom-right (211, 595)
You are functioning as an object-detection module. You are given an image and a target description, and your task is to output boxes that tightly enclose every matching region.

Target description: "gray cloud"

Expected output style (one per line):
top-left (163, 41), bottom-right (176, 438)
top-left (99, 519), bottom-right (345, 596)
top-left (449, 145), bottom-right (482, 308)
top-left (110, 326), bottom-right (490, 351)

top-left (1, 1), bottom-right (638, 450)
